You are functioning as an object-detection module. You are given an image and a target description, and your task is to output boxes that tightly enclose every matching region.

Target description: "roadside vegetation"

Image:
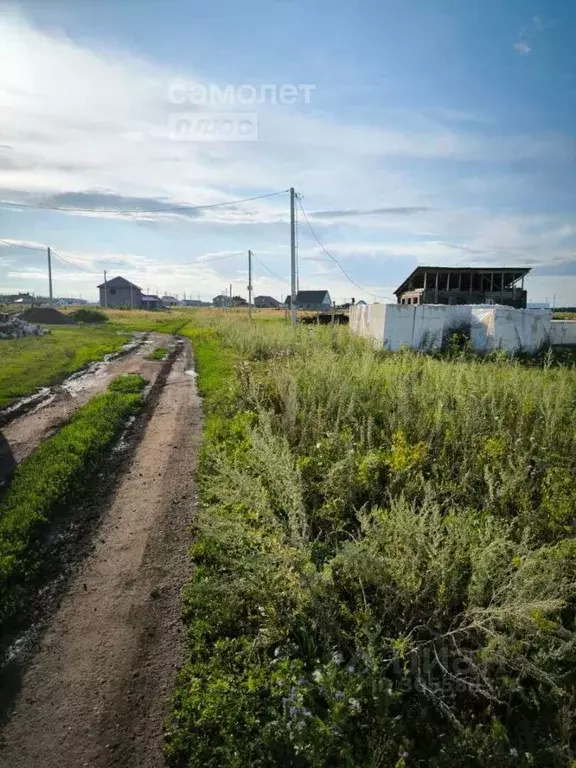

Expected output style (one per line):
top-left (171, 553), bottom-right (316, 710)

top-left (0, 375), bottom-right (147, 625)
top-left (168, 316), bottom-right (576, 767)
top-left (0, 326), bottom-right (131, 409)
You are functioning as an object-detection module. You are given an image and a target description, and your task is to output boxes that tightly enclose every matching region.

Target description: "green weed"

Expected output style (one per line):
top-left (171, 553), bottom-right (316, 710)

top-left (0, 388), bottom-right (144, 624)
top-left (168, 319), bottom-right (576, 767)
top-left (108, 373), bottom-right (148, 394)
top-left (145, 347), bottom-right (169, 361)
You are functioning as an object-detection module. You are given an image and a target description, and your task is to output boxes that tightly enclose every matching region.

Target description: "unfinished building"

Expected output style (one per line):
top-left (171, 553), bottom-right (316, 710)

top-left (394, 266), bottom-right (530, 309)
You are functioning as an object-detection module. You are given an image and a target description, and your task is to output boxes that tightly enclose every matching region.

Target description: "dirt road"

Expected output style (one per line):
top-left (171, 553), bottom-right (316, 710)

top-left (0, 333), bottom-right (175, 482)
top-left (0, 343), bottom-right (200, 767)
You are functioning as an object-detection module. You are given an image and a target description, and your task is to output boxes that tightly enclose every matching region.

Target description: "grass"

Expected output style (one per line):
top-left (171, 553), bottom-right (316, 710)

top-left (145, 347), bottom-right (170, 361)
top-left (0, 377), bottom-right (146, 625)
top-left (108, 373), bottom-right (148, 393)
top-left (102, 308), bottom-right (191, 334)
top-left (167, 317), bottom-right (576, 768)
top-left (0, 326), bottom-right (131, 409)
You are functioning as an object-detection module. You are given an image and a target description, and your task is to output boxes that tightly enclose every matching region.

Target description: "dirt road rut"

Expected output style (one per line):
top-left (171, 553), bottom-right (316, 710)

top-left (1, 333), bottom-right (176, 483)
top-left (0, 343), bottom-right (200, 767)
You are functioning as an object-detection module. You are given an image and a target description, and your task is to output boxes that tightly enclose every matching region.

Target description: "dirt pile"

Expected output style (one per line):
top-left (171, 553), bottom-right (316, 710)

top-left (18, 308), bottom-right (76, 325)
top-left (0, 313), bottom-right (48, 339)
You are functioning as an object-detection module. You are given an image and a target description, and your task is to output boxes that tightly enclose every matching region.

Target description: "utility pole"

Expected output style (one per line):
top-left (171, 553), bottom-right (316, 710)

top-left (47, 247), bottom-right (53, 306)
top-left (103, 270), bottom-right (108, 308)
top-left (290, 187), bottom-right (297, 327)
top-left (229, 282), bottom-right (232, 310)
top-left (247, 250), bottom-right (253, 320)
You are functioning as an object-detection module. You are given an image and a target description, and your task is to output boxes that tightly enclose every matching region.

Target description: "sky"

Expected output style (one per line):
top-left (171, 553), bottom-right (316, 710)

top-left (0, 0), bottom-right (575, 305)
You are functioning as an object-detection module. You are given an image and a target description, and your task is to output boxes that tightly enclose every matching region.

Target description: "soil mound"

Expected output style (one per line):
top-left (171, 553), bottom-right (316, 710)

top-left (18, 308), bottom-right (76, 325)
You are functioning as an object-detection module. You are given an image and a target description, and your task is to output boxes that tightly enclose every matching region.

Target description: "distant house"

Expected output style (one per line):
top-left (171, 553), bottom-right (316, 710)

top-left (0, 292), bottom-right (35, 306)
top-left (56, 297), bottom-right (88, 306)
top-left (161, 295), bottom-right (180, 306)
top-left (141, 294), bottom-right (164, 311)
top-left (213, 294), bottom-right (231, 308)
top-left (254, 295), bottom-right (280, 308)
top-left (287, 290), bottom-right (332, 311)
top-left (98, 276), bottom-right (142, 308)
top-left (182, 299), bottom-right (209, 307)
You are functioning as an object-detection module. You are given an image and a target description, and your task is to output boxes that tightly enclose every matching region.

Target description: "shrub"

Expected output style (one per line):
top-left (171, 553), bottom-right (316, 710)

top-left (68, 308), bottom-right (108, 324)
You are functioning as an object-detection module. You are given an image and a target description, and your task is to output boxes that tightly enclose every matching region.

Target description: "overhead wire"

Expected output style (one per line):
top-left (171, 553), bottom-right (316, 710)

top-left (52, 252), bottom-right (97, 274)
top-left (253, 253), bottom-right (290, 285)
top-left (297, 198), bottom-right (396, 302)
top-left (0, 239), bottom-right (46, 252)
top-left (0, 189), bottom-right (289, 216)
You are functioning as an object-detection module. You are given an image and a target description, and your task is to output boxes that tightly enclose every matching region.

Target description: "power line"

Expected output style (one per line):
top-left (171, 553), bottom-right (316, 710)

top-left (0, 189), bottom-right (289, 216)
top-left (190, 251), bottom-right (244, 265)
top-left (297, 198), bottom-right (395, 302)
top-left (52, 252), bottom-right (97, 274)
top-left (253, 253), bottom-right (290, 285)
top-left (0, 239), bottom-right (46, 252)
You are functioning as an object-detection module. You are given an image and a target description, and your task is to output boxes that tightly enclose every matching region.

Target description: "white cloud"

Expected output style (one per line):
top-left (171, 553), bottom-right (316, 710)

top-left (513, 14), bottom-right (553, 56)
top-left (514, 41), bottom-right (532, 56)
top-left (0, 11), bottom-right (573, 305)
top-left (0, 11), bottom-right (572, 223)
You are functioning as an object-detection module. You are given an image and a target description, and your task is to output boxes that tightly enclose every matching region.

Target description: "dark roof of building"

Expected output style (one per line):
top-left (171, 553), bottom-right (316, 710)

top-left (97, 275), bottom-right (142, 290)
top-left (142, 294), bottom-right (162, 302)
top-left (254, 295), bottom-right (280, 304)
top-left (394, 266), bottom-right (531, 296)
top-left (295, 290), bottom-right (330, 303)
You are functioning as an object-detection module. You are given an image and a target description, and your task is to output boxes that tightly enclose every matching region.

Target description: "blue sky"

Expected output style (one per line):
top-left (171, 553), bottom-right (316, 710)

top-left (0, 0), bottom-right (575, 303)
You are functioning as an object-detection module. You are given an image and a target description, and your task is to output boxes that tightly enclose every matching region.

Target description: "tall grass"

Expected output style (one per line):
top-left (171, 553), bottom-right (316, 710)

top-left (168, 320), bottom-right (576, 767)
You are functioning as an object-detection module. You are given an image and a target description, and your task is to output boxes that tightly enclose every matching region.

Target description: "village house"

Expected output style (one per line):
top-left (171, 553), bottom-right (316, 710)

top-left (98, 276), bottom-right (142, 308)
top-left (286, 290), bottom-right (332, 311)
top-left (254, 295), bottom-right (281, 308)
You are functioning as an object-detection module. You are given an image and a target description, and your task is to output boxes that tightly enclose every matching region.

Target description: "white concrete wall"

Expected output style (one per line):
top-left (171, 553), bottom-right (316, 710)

top-left (349, 304), bottom-right (445, 351)
top-left (470, 308), bottom-right (551, 353)
top-left (550, 320), bottom-right (576, 346)
top-left (350, 304), bottom-right (554, 354)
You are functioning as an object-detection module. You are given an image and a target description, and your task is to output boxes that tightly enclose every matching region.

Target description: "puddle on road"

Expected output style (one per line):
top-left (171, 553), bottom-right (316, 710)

top-left (62, 336), bottom-right (149, 398)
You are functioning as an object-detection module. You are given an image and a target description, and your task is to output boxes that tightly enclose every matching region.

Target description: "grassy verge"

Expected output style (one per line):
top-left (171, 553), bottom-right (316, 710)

top-left (0, 326), bottom-right (131, 409)
top-left (168, 319), bottom-right (576, 768)
top-left (0, 379), bottom-right (146, 625)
